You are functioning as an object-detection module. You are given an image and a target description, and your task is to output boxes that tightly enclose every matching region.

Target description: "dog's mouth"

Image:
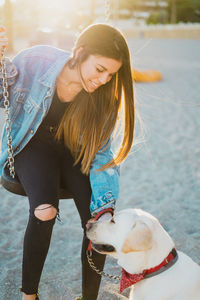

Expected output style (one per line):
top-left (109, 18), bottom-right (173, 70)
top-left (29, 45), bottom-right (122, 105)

top-left (92, 243), bottom-right (116, 254)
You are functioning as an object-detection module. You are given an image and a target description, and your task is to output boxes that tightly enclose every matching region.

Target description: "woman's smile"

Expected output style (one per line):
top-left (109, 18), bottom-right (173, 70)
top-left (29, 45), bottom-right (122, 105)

top-left (89, 80), bottom-right (99, 89)
top-left (80, 55), bottom-right (122, 93)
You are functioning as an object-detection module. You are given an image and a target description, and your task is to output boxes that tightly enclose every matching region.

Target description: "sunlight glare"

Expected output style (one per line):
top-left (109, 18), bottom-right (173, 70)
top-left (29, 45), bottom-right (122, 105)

top-left (32, 0), bottom-right (91, 28)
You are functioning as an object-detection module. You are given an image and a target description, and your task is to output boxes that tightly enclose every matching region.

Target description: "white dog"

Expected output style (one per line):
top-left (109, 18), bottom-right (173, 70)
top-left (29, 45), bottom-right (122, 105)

top-left (86, 208), bottom-right (200, 300)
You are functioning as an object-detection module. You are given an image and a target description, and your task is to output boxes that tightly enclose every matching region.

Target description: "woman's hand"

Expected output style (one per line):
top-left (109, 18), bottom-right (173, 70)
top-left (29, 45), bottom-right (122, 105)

top-left (96, 212), bottom-right (113, 222)
top-left (86, 212), bottom-right (113, 231)
top-left (0, 25), bottom-right (8, 57)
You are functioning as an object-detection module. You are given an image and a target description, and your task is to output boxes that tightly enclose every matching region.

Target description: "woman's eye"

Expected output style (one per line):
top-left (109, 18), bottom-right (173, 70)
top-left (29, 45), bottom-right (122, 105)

top-left (96, 68), bottom-right (104, 73)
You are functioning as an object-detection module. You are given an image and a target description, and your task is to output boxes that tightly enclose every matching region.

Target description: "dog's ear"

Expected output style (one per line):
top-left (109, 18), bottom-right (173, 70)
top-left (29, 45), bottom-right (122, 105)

top-left (121, 220), bottom-right (153, 253)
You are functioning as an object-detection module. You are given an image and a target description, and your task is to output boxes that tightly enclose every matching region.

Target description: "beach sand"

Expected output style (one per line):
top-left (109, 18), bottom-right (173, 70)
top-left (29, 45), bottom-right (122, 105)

top-left (0, 38), bottom-right (199, 299)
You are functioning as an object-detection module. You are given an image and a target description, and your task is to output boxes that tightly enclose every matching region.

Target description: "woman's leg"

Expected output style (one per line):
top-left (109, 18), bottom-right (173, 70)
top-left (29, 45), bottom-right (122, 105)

top-left (14, 137), bottom-right (61, 296)
top-left (21, 214), bottom-right (56, 295)
top-left (61, 148), bottom-right (106, 300)
top-left (81, 235), bottom-right (106, 300)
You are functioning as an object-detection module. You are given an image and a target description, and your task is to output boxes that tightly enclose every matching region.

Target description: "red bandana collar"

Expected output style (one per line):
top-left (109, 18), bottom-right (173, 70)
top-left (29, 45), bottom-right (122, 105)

top-left (120, 248), bottom-right (178, 293)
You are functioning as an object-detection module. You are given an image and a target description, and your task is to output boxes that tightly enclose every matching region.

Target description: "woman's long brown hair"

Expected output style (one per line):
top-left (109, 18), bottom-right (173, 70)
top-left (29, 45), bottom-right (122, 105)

top-left (56, 24), bottom-right (134, 175)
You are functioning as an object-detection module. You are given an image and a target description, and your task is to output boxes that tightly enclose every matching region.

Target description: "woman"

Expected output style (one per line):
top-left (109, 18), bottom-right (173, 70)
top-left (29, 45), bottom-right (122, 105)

top-left (0, 23), bottom-right (134, 300)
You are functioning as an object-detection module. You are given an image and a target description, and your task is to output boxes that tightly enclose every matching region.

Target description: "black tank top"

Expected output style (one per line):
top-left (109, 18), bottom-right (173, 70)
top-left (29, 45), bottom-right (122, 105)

top-left (35, 89), bottom-right (69, 139)
top-left (43, 89), bottom-right (69, 127)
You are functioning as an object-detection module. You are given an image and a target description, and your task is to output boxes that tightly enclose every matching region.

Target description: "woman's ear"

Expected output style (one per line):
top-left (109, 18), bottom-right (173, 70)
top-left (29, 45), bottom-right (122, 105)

top-left (121, 220), bottom-right (153, 253)
top-left (69, 47), bottom-right (84, 68)
top-left (73, 46), bottom-right (84, 60)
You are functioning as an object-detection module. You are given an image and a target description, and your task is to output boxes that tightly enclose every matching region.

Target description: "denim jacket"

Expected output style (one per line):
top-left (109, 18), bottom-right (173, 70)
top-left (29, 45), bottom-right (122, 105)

top-left (0, 45), bottom-right (119, 216)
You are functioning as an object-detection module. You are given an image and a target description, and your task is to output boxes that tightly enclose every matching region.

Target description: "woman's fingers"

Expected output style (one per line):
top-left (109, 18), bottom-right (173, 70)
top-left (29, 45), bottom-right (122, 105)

top-left (0, 25), bottom-right (6, 32)
top-left (0, 25), bottom-right (8, 49)
top-left (0, 37), bottom-right (8, 48)
top-left (97, 212), bottom-right (112, 222)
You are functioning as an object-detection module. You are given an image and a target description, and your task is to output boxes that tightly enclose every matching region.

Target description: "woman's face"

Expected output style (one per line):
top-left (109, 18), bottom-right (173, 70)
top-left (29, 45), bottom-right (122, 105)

top-left (79, 54), bottom-right (122, 93)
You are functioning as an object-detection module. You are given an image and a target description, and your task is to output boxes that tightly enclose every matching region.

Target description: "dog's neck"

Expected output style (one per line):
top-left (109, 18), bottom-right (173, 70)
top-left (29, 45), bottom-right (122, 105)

top-left (118, 225), bottom-right (175, 274)
top-left (119, 248), bottom-right (178, 293)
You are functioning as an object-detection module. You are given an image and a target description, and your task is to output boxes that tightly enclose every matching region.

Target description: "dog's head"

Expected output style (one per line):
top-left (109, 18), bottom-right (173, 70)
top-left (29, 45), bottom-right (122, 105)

top-left (87, 208), bottom-right (175, 275)
top-left (86, 209), bottom-right (156, 255)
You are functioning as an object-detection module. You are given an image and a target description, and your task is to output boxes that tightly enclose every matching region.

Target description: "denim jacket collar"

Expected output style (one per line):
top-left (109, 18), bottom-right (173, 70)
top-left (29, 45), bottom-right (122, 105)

top-left (38, 52), bottom-right (71, 88)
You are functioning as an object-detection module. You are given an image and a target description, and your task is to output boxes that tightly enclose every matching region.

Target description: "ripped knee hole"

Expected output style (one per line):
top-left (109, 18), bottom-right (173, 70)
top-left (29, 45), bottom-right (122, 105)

top-left (34, 204), bottom-right (57, 221)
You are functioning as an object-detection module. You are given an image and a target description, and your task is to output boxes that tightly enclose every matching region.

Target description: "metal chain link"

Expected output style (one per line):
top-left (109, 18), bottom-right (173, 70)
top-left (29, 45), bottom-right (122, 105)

top-left (0, 48), bottom-right (15, 178)
top-left (105, 0), bottom-right (111, 23)
top-left (86, 250), bottom-right (120, 280)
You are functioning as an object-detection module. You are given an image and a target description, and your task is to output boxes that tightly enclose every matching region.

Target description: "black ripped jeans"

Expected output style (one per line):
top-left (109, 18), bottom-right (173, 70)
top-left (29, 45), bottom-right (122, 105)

top-left (14, 126), bottom-right (106, 299)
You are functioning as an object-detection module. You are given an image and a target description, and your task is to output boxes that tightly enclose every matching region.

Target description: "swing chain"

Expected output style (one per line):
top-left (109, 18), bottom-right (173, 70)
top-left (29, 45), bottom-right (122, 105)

top-left (105, 0), bottom-right (111, 23)
top-left (0, 48), bottom-right (15, 178)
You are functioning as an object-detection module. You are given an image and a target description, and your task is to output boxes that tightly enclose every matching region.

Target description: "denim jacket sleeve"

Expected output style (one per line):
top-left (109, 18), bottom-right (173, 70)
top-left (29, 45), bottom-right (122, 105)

top-left (89, 138), bottom-right (120, 217)
top-left (0, 57), bottom-right (18, 107)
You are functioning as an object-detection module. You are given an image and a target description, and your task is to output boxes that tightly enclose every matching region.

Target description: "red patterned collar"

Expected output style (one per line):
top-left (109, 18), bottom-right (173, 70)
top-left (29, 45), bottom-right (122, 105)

top-left (120, 248), bottom-right (178, 293)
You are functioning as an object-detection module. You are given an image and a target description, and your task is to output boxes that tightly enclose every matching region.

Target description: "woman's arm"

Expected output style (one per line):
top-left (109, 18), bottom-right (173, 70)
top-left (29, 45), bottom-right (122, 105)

top-left (89, 138), bottom-right (120, 217)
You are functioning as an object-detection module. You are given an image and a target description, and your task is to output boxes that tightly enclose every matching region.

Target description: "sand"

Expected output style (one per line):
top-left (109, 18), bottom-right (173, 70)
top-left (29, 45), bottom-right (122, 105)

top-left (0, 37), bottom-right (199, 299)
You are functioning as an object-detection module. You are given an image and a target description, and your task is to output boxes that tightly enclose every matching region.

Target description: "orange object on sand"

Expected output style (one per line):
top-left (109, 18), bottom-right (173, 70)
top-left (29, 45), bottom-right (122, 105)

top-left (132, 69), bottom-right (162, 82)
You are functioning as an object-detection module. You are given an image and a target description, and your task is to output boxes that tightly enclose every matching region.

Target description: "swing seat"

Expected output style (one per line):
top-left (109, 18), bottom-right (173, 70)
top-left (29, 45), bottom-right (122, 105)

top-left (1, 164), bottom-right (74, 199)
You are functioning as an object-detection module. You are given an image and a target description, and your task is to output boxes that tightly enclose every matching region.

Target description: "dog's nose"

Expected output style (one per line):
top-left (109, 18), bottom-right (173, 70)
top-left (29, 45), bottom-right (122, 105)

top-left (86, 221), bottom-right (93, 230)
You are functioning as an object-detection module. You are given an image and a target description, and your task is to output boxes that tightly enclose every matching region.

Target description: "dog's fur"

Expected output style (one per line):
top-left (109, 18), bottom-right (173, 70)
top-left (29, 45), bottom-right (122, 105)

top-left (86, 208), bottom-right (200, 300)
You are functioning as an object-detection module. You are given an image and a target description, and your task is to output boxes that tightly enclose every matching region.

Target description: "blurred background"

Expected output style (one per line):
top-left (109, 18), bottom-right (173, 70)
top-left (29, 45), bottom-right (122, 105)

top-left (1, 0), bottom-right (200, 53)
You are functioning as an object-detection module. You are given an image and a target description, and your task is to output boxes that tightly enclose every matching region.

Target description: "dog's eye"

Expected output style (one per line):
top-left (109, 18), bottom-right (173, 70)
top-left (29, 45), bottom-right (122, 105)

top-left (110, 218), bottom-right (115, 224)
